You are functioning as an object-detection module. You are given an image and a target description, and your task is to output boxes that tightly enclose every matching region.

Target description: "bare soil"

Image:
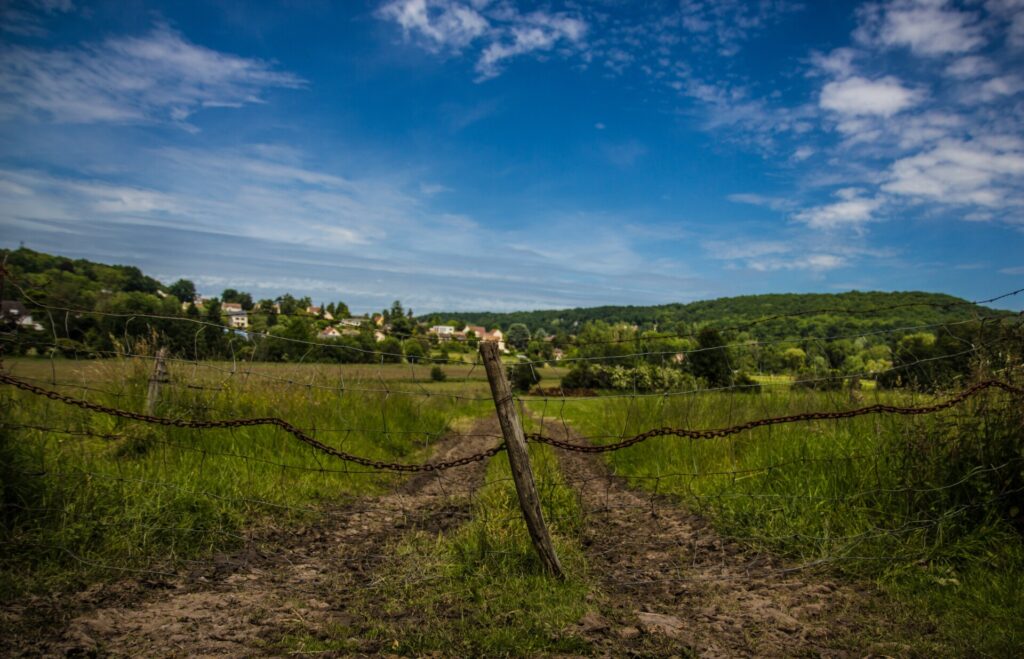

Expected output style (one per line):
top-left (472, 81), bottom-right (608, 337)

top-left (540, 417), bottom-right (905, 658)
top-left (3, 417), bottom-right (502, 657)
top-left (3, 415), bottom-right (912, 657)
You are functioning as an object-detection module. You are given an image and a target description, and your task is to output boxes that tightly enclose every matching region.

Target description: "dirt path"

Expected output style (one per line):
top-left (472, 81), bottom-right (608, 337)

top-left (540, 418), bottom-right (899, 658)
top-left (9, 416), bottom-right (502, 657)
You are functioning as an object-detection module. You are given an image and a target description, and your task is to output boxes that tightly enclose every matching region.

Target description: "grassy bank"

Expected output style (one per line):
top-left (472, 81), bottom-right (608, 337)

top-left (553, 381), bottom-right (1024, 655)
top-left (0, 354), bottom-right (494, 600)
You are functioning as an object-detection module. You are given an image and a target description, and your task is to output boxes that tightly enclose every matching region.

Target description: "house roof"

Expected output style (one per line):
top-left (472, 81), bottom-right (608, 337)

top-left (1, 300), bottom-right (28, 317)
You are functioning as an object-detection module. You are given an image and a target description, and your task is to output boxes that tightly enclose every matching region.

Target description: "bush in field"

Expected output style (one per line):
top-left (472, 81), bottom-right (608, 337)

top-left (731, 371), bottom-right (762, 393)
top-left (688, 328), bottom-right (733, 387)
top-left (430, 365), bottom-right (447, 382)
top-left (887, 382), bottom-right (1024, 534)
top-left (508, 361), bottom-right (541, 392)
top-left (561, 363), bottom-right (700, 392)
top-left (403, 338), bottom-right (428, 364)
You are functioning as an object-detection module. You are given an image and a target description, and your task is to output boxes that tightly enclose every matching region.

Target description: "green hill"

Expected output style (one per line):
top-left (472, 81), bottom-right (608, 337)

top-left (422, 291), bottom-right (1012, 341)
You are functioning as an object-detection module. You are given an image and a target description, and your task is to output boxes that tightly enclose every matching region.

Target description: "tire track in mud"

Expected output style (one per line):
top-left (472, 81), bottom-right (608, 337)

top-left (539, 417), bottom-right (899, 658)
top-left (9, 416), bottom-right (503, 657)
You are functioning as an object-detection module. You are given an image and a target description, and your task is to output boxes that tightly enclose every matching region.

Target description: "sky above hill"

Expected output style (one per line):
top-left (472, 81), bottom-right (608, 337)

top-left (0, 0), bottom-right (1022, 313)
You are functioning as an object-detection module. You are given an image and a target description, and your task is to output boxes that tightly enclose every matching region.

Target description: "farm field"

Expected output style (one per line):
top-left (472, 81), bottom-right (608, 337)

top-left (2, 354), bottom-right (1021, 656)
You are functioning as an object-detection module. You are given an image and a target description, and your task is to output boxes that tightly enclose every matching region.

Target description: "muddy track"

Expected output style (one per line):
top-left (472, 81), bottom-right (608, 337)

top-left (6, 416), bottom-right (503, 657)
top-left (540, 418), bottom-right (898, 658)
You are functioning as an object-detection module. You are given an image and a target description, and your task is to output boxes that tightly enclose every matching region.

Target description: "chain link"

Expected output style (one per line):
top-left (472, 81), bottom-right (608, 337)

top-left (526, 380), bottom-right (1024, 453)
top-left (4, 371), bottom-right (1021, 465)
top-left (0, 372), bottom-right (505, 472)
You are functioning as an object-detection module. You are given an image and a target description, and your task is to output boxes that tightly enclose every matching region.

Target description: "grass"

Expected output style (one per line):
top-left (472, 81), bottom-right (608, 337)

top-left (551, 381), bottom-right (1024, 655)
top-left (0, 353), bottom-right (494, 600)
top-left (305, 439), bottom-right (593, 656)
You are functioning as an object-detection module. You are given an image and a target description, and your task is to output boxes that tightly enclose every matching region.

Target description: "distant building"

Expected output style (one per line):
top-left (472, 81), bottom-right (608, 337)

top-left (226, 310), bottom-right (248, 329)
top-left (429, 325), bottom-right (455, 341)
top-left (339, 317), bottom-right (365, 328)
top-left (1, 301), bottom-right (44, 331)
top-left (318, 326), bottom-right (341, 339)
top-left (307, 306), bottom-right (334, 320)
top-left (374, 330), bottom-right (387, 342)
top-left (222, 302), bottom-right (243, 313)
top-left (462, 325), bottom-right (506, 352)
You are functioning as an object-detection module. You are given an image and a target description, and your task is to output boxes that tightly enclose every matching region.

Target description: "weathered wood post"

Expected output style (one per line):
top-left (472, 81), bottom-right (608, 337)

top-left (480, 341), bottom-right (563, 578)
top-left (145, 347), bottom-right (169, 415)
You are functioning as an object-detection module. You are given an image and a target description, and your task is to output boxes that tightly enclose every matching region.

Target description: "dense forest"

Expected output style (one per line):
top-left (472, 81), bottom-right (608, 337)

top-left (424, 290), bottom-right (1013, 342)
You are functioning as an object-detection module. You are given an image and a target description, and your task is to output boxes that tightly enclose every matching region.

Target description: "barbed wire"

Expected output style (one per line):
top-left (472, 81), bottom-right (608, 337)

top-left (3, 371), bottom-right (1019, 473)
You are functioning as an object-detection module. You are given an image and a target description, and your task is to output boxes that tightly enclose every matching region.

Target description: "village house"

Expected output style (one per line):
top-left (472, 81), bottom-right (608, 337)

top-left (429, 325), bottom-right (455, 341)
top-left (339, 317), bottom-right (365, 328)
top-left (307, 306), bottom-right (334, 320)
top-left (318, 326), bottom-right (341, 339)
top-left (463, 325), bottom-right (506, 352)
top-left (226, 310), bottom-right (249, 329)
top-left (1, 301), bottom-right (44, 331)
top-left (222, 302), bottom-right (243, 313)
top-left (374, 330), bottom-right (387, 342)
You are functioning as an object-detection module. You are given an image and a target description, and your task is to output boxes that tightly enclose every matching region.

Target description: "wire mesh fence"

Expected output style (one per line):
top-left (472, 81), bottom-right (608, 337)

top-left (1, 277), bottom-right (1023, 654)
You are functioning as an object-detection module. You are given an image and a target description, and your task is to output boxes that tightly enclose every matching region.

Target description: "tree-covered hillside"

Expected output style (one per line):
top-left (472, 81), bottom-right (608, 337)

top-left (424, 290), bottom-right (1012, 341)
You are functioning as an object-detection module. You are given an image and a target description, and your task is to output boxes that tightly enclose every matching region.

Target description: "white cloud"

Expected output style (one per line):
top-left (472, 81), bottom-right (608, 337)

top-left (0, 0), bottom-right (74, 37)
top-left (977, 74), bottom-right (1024, 101)
top-left (377, 1), bottom-right (587, 80)
top-left (794, 188), bottom-right (884, 229)
top-left (809, 48), bottom-right (859, 79)
top-left (0, 24), bottom-right (303, 126)
top-left (987, 0), bottom-right (1024, 48)
top-left (748, 253), bottom-right (848, 272)
top-left (602, 140), bottom-right (647, 168)
top-left (820, 75), bottom-right (920, 117)
top-left (475, 11), bottom-right (586, 79)
top-left (945, 55), bottom-right (997, 78)
top-left (377, 0), bottom-right (489, 51)
top-left (883, 137), bottom-right (1024, 206)
top-left (702, 239), bottom-right (791, 260)
top-left (792, 146), bottom-right (815, 161)
top-left (676, 0), bottom-right (804, 57)
top-left (856, 0), bottom-right (985, 56)
top-left (727, 193), bottom-right (797, 212)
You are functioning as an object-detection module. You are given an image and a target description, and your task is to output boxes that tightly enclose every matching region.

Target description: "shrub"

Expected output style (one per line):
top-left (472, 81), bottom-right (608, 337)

top-left (430, 365), bottom-right (447, 382)
top-left (508, 362), bottom-right (541, 392)
top-left (560, 363), bottom-right (700, 392)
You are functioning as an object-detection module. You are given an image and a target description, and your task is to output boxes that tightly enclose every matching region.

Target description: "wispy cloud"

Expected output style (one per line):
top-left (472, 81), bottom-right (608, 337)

top-left (854, 0), bottom-right (985, 56)
top-left (376, 0), bottom-right (587, 80)
top-left (0, 23), bottom-right (304, 127)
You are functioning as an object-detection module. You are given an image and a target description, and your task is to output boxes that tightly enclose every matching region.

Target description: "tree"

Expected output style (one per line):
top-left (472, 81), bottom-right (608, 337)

top-left (688, 328), bottom-right (732, 388)
top-left (507, 323), bottom-right (531, 351)
top-left (168, 279), bottom-right (196, 302)
top-left (403, 338), bottom-right (427, 363)
top-left (221, 289), bottom-right (253, 310)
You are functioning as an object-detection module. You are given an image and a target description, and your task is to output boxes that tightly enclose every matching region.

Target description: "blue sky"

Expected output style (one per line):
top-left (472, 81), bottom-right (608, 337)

top-left (0, 0), bottom-right (1022, 313)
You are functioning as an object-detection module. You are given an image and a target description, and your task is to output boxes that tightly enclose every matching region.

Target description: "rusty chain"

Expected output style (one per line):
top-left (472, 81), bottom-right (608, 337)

top-left (525, 379), bottom-right (1024, 453)
top-left (3, 372), bottom-right (1022, 467)
top-left (0, 372), bottom-right (504, 472)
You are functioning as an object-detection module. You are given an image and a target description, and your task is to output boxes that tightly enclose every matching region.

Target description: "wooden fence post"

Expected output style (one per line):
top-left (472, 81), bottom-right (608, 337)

top-left (146, 347), bottom-right (169, 415)
top-left (479, 341), bottom-right (563, 578)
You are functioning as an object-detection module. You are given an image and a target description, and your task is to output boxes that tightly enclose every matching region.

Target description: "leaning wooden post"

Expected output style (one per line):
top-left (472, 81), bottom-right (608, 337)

top-left (480, 341), bottom-right (563, 578)
top-left (146, 347), bottom-right (169, 415)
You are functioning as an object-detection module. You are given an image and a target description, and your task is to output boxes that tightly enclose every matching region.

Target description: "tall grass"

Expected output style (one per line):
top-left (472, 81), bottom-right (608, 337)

top-left (551, 381), bottom-right (1024, 654)
top-left (0, 353), bottom-right (492, 599)
top-left (319, 442), bottom-right (591, 656)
